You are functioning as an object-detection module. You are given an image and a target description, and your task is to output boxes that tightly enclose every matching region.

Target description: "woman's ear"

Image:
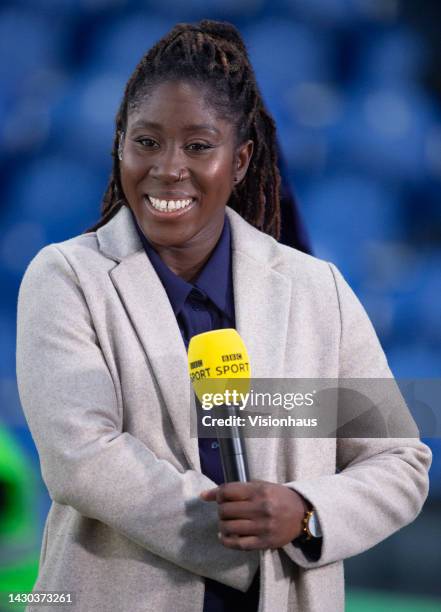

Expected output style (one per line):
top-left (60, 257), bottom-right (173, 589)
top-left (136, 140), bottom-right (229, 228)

top-left (234, 140), bottom-right (254, 184)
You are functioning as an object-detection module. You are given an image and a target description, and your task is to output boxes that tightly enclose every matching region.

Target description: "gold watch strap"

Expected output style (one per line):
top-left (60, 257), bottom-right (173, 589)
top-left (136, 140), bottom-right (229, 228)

top-left (301, 509), bottom-right (314, 541)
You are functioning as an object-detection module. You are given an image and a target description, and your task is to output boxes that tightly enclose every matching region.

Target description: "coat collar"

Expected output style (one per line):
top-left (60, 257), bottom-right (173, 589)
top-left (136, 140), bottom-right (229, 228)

top-left (96, 206), bottom-right (292, 473)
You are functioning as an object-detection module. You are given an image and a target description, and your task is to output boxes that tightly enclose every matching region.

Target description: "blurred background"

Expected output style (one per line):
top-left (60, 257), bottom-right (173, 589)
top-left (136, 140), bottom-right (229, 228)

top-left (0, 0), bottom-right (440, 610)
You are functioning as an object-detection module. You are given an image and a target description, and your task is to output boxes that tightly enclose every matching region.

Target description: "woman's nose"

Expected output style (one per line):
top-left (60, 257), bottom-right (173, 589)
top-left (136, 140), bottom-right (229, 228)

top-left (150, 147), bottom-right (185, 182)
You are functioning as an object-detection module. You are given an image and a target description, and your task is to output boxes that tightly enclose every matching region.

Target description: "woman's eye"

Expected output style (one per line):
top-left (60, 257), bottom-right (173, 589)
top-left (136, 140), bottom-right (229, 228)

top-left (134, 139), bottom-right (211, 151)
top-left (136, 138), bottom-right (158, 148)
top-left (186, 143), bottom-right (212, 151)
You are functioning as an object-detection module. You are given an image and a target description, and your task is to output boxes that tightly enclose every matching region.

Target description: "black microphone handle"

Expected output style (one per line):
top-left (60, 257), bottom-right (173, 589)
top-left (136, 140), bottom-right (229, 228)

top-left (213, 404), bottom-right (249, 483)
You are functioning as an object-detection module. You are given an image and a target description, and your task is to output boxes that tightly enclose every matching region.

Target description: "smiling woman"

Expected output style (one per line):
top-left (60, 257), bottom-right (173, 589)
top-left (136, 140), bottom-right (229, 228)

top-left (16, 18), bottom-right (431, 612)
top-left (84, 20), bottom-right (281, 261)
top-left (118, 80), bottom-right (253, 278)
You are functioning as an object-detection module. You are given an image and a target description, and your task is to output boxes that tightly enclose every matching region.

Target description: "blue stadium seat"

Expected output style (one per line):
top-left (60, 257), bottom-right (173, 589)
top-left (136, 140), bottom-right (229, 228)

top-left (87, 14), bottom-right (174, 74)
top-left (299, 173), bottom-right (401, 280)
top-left (243, 19), bottom-right (333, 92)
top-left (0, 7), bottom-right (69, 96)
top-left (356, 27), bottom-right (428, 88)
top-left (7, 155), bottom-right (104, 243)
top-left (330, 84), bottom-right (436, 183)
top-left (48, 70), bottom-right (124, 164)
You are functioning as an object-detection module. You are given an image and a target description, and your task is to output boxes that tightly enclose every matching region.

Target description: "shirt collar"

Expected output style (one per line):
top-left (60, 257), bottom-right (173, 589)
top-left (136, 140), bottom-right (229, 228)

top-left (131, 209), bottom-right (233, 320)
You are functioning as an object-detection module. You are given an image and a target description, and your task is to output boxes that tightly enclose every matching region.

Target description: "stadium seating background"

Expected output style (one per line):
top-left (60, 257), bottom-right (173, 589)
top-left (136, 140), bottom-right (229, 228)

top-left (1, 1), bottom-right (440, 609)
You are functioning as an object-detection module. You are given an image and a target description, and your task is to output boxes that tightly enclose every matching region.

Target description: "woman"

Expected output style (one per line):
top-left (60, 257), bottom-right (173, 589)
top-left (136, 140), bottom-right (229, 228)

top-left (16, 20), bottom-right (430, 612)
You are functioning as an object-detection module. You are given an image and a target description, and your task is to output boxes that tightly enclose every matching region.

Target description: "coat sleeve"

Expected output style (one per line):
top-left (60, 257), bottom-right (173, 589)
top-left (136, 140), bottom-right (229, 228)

top-left (282, 262), bottom-right (431, 568)
top-left (16, 244), bottom-right (259, 592)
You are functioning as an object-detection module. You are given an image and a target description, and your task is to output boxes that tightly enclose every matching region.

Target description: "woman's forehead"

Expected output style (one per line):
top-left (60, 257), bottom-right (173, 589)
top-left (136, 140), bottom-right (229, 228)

top-left (132, 80), bottom-right (211, 110)
top-left (127, 80), bottom-right (233, 133)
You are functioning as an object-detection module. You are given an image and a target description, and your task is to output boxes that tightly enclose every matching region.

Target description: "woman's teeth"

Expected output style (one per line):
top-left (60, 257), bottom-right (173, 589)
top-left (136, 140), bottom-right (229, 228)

top-left (147, 196), bottom-right (193, 212)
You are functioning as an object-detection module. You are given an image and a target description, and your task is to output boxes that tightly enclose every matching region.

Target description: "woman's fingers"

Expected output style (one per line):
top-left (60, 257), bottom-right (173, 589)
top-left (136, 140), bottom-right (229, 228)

top-left (219, 518), bottom-right (260, 537)
top-left (219, 533), bottom-right (270, 551)
top-left (217, 500), bottom-right (258, 520)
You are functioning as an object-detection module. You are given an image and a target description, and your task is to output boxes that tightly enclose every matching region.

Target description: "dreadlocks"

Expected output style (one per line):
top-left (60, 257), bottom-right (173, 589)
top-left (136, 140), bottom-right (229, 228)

top-left (83, 19), bottom-right (281, 238)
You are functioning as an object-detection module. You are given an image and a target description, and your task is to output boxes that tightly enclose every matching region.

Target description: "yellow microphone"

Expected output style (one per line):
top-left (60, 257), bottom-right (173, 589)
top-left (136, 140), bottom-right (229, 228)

top-left (188, 329), bottom-right (251, 482)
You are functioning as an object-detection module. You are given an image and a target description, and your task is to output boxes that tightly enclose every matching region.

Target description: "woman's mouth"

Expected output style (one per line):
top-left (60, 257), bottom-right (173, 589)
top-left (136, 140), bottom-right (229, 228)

top-left (144, 195), bottom-right (195, 216)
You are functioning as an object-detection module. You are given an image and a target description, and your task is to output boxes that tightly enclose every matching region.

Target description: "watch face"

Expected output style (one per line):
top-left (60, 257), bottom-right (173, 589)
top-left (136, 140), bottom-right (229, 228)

top-left (308, 512), bottom-right (322, 538)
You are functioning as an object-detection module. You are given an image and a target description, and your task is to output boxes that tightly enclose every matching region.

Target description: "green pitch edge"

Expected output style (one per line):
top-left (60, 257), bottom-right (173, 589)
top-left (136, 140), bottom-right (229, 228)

top-left (347, 589), bottom-right (441, 612)
top-left (1, 569), bottom-right (441, 611)
top-left (0, 555), bottom-right (39, 611)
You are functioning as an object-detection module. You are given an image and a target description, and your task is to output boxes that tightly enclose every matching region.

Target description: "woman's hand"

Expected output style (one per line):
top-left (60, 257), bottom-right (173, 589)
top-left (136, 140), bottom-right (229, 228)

top-left (200, 480), bottom-right (308, 551)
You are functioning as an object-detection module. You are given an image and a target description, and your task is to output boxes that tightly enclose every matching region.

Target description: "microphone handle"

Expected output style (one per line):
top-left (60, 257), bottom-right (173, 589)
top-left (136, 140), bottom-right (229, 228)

top-left (214, 404), bottom-right (249, 483)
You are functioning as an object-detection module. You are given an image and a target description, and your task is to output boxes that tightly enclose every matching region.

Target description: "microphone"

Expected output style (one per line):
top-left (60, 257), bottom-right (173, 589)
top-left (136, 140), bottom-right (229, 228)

top-left (187, 329), bottom-right (251, 483)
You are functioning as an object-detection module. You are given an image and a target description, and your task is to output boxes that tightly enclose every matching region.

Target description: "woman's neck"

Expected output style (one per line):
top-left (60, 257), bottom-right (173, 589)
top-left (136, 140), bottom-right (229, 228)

top-left (152, 224), bottom-right (223, 282)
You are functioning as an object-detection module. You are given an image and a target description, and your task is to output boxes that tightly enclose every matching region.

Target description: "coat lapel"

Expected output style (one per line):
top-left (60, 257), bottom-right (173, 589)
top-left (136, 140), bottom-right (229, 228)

top-left (227, 207), bottom-right (292, 380)
top-left (97, 207), bottom-right (200, 471)
top-left (227, 209), bottom-right (292, 480)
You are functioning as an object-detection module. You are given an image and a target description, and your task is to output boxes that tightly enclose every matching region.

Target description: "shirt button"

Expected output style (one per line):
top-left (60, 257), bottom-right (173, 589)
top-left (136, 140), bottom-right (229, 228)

top-left (211, 441), bottom-right (219, 449)
top-left (189, 288), bottom-right (207, 311)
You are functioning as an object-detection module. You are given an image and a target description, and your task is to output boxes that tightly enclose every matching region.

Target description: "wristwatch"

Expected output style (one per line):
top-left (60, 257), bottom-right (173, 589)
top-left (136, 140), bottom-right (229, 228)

top-left (300, 508), bottom-right (322, 540)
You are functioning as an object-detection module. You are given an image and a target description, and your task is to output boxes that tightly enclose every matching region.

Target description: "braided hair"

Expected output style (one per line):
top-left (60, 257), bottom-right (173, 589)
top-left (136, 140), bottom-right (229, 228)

top-left (84, 20), bottom-right (281, 238)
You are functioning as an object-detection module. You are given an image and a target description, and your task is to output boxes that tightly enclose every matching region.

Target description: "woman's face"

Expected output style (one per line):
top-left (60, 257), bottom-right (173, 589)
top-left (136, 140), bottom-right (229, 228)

top-left (119, 80), bottom-right (253, 250)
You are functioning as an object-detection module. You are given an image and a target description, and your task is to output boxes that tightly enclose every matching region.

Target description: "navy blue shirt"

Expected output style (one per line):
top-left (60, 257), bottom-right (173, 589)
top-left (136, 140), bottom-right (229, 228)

top-left (132, 211), bottom-right (260, 612)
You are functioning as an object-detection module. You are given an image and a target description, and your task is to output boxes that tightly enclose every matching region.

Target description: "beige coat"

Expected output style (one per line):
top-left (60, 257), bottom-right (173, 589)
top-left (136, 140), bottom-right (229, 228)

top-left (16, 205), bottom-right (431, 612)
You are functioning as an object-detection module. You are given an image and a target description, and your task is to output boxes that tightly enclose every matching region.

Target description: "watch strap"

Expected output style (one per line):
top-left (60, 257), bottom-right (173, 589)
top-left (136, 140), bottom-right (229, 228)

top-left (301, 509), bottom-right (315, 541)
